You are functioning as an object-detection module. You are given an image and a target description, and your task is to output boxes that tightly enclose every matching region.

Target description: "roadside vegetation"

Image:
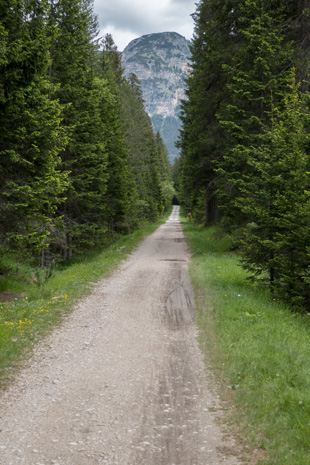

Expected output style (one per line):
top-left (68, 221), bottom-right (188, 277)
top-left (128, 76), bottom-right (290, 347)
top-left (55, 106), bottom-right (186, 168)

top-left (1, 0), bottom-right (176, 390)
top-left (0, 215), bottom-right (168, 389)
top-left (178, 1), bottom-right (310, 311)
top-left (182, 220), bottom-right (310, 465)
top-left (1, 1), bottom-right (175, 271)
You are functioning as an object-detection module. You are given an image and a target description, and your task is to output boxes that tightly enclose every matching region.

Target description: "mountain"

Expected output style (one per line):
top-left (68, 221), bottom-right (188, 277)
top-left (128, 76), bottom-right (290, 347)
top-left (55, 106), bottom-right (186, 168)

top-left (122, 32), bottom-right (191, 162)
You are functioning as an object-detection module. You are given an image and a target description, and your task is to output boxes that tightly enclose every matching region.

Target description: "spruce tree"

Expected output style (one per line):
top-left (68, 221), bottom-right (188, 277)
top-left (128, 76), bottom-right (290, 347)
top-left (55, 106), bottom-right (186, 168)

top-left (100, 35), bottom-right (136, 233)
top-left (237, 71), bottom-right (310, 308)
top-left (49, 0), bottom-right (110, 253)
top-left (154, 132), bottom-right (175, 210)
top-left (0, 0), bottom-right (68, 262)
top-left (179, 0), bottom-right (242, 223)
top-left (216, 0), bottom-right (294, 230)
top-left (121, 73), bottom-right (164, 222)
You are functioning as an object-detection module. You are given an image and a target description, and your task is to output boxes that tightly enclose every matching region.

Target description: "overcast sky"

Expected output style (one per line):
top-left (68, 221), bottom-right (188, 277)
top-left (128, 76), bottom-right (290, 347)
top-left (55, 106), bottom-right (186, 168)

top-left (93, 0), bottom-right (197, 51)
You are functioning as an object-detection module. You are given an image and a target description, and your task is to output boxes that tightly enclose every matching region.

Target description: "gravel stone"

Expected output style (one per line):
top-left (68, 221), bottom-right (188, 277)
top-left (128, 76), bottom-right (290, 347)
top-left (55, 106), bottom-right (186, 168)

top-left (0, 207), bottom-right (242, 465)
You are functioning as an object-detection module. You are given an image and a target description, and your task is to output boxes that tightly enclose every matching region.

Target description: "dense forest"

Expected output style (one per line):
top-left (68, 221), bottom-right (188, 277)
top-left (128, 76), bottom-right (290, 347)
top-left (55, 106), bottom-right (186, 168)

top-left (0, 0), bottom-right (174, 266)
top-left (2, 0), bottom-right (310, 311)
top-left (178, 0), bottom-right (310, 310)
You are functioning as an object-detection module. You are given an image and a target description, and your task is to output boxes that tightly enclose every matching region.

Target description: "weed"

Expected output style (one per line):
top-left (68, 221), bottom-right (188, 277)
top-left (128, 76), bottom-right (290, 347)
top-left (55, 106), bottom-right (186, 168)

top-left (34, 261), bottom-right (56, 288)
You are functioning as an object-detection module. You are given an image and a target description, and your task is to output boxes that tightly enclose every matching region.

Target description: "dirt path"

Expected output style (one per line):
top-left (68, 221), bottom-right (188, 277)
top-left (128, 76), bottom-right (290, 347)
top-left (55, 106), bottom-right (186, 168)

top-left (0, 207), bottom-right (241, 465)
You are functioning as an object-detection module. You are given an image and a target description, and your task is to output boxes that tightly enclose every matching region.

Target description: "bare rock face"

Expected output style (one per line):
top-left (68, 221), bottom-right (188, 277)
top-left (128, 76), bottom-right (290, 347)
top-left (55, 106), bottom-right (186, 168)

top-left (122, 32), bottom-right (191, 161)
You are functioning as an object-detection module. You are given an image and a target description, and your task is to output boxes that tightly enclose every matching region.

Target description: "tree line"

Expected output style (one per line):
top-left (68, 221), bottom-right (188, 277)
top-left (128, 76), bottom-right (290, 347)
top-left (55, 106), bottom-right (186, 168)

top-left (0, 0), bottom-right (174, 266)
top-left (178, 0), bottom-right (310, 310)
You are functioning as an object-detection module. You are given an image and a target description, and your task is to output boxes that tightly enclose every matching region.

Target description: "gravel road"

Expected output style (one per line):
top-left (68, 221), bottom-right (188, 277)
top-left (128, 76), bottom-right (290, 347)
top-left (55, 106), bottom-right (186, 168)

top-left (0, 206), bottom-right (241, 465)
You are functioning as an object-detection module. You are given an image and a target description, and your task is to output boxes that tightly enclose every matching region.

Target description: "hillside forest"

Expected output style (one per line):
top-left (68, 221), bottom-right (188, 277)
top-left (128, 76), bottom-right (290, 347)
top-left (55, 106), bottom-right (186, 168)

top-left (0, 0), bottom-right (174, 268)
top-left (178, 0), bottom-right (310, 311)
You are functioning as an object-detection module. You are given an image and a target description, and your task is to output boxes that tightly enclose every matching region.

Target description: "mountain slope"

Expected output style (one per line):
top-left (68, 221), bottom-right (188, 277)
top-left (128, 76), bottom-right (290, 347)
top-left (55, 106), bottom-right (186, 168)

top-left (122, 32), bottom-right (191, 161)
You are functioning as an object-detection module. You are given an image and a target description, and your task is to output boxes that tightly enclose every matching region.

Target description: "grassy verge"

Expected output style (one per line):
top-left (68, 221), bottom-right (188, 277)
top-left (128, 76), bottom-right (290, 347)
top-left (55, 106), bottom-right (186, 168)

top-left (0, 215), bottom-right (168, 388)
top-left (182, 221), bottom-right (310, 465)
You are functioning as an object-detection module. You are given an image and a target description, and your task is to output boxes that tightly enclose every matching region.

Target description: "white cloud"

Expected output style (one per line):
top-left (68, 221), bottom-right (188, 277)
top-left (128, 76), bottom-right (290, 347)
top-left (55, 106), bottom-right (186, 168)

top-left (93, 0), bottom-right (196, 51)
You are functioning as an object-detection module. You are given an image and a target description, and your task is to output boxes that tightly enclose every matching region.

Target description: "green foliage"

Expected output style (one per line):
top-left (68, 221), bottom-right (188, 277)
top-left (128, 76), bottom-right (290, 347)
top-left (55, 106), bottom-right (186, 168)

top-left (154, 132), bottom-right (175, 209)
top-left (0, 0), bottom-right (69, 260)
top-left (34, 261), bottom-right (55, 288)
top-left (216, 4), bottom-right (310, 309)
top-left (183, 221), bottom-right (310, 465)
top-left (121, 74), bottom-right (172, 223)
top-left (0, 1), bottom-right (175, 263)
top-left (49, 0), bottom-right (110, 251)
top-left (179, 0), bottom-right (242, 223)
top-left (180, 0), bottom-right (310, 311)
top-left (216, 0), bottom-right (294, 227)
top-left (100, 35), bottom-right (136, 233)
top-left (237, 73), bottom-right (310, 308)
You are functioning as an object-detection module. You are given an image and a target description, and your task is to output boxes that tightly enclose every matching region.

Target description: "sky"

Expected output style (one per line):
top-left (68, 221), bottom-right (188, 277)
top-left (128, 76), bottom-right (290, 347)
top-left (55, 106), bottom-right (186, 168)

top-left (93, 0), bottom-right (197, 51)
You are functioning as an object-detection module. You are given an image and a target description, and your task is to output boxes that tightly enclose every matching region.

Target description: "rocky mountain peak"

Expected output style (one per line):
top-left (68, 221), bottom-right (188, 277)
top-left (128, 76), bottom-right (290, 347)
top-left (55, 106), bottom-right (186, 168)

top-left (122, 32), bottom-right (191, 161)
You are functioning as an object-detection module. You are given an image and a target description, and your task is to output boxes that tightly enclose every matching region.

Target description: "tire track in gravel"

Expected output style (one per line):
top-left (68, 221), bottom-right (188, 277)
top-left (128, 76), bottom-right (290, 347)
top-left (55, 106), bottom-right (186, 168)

top-left (0, 206), bottom-right (242, 465)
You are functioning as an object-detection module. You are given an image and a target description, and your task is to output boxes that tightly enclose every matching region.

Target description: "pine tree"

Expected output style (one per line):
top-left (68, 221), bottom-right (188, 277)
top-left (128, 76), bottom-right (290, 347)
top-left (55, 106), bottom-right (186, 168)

top-left (154, 132), bottom-right (175, 210)
top-left (101, 33), bottom-right (124, 85)
top-left (237, 71), bottom-right (310, 308)
top-left (284, 0), bottom-right (310, 89)
top-left (0, 0), bottom-right (68, 262)
top-left (49, 0), bottom-right (110, 253)
top-left (121, 73), bottom-right (165, 222)
top-left (178, 0), bottom-right (310, 310)
top-left (179, 0), bottom-right (242, 223)
top-left (216, 0), bottom-right (294, 230)
top-left (99, 35), bottom-right (136, 234)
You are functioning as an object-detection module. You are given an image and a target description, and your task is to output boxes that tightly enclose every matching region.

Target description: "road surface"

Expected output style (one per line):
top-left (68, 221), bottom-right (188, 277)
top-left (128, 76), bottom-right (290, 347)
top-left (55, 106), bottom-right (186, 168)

top-left (0, 206), bottom-right (241, 465)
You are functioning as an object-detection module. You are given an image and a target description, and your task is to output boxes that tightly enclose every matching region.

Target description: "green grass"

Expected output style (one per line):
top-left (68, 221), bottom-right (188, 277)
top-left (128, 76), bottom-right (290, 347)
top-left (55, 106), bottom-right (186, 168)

top-left (182, 221), bottom-right (310, 465)
top-left (0, 215), bottom-right (168, 388)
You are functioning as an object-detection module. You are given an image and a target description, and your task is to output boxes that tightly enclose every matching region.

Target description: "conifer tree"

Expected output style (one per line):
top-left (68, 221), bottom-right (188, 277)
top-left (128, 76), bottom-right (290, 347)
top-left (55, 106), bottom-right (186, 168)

top-left (49, 0), bottom-right (110, 252)
top-left (121, 73), bottom-right (164, 222)
top-left (216, 0), bottom-right (294, 230)
top-left (100, 35), bottom-right (136, 233)
top-left (154, 132), bottom-right (175, 210)
top-left (238, 72), bottom-right (310, 308)
top-left (178, 0), bottom-right (310, 310)
top-left (179, 0), bottom-right (242, 223)
top-left (0, 0), bottom-right (68, 262)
